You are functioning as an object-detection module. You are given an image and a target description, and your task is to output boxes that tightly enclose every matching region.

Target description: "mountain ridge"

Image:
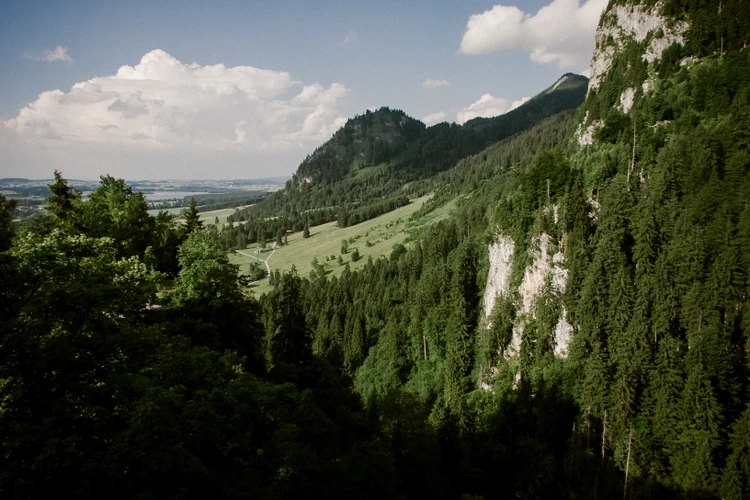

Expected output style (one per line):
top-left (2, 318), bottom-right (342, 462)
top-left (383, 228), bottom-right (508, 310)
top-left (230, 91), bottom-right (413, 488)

top-left (295, 73), bottom-right (589, 188)
top-left (226, 73), bottom-right (587, 241)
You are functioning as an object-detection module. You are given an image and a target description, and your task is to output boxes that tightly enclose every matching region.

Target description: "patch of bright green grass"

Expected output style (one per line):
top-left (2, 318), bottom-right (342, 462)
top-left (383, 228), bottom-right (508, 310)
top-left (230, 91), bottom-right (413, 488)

top-left (147, 206), bottom-right (242, 225)
top-left (229, 194), bottom-right (455, 296)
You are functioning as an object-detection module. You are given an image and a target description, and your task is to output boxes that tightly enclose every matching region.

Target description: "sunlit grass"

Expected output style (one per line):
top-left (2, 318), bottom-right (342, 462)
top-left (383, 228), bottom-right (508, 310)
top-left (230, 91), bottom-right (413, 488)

top-left (229, 194), bottom-right (455, 296)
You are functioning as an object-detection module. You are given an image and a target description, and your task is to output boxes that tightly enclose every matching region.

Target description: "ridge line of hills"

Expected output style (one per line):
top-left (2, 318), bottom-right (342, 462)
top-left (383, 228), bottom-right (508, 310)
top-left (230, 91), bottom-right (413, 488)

top-left (219, 73), bottom-right (587, 245)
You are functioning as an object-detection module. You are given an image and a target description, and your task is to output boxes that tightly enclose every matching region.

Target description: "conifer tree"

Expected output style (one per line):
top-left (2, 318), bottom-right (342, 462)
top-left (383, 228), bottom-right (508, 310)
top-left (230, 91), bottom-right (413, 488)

top-left (183, 197), bottom-right (203, 235)
top-left (638, 337), bottom-right (685, 476)
top-left (45, 170), bottom-right (81, 226)
top-left (479, 295), bottom-right (515, 370)
top-left (263, 267), bottom-right (311, 373)
top-left (443, 241), bottom-right (478, 429)
top-left (343, 313), bottom-right (365, 375)
top-left (670, 357), bottom-right (721, 493)
top-left (720, 407), bottom-right (750, 500)
top-left (576, 340), bottom-right (612, 418)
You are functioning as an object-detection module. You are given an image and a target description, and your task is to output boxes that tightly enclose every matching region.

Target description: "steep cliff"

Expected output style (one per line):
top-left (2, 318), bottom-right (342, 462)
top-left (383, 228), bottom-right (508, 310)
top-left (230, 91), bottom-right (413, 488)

top-left (578, 0), bottom-right (689, 145)
top-left (480, 0), bottom-right (750, 495)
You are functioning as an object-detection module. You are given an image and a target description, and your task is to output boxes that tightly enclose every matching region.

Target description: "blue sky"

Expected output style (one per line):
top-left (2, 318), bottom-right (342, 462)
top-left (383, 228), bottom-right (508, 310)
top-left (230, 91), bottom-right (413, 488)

top-left (0, 0), bottom-right (607, 180)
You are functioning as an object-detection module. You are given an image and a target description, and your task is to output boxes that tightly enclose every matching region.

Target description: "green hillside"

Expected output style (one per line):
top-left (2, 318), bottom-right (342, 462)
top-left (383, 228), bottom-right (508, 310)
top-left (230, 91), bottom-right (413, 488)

top-left (270, 1), bottom-right (750, 498)
top-left (229, 194), bottom-right (455, 296)
top-left (3, 1), bottom-right (750, 499)
top-left (217, 73), bottom-right (588, 254)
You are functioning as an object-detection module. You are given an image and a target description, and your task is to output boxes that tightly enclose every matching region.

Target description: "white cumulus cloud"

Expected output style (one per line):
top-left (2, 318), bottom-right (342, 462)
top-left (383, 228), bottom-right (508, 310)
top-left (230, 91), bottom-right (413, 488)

top-left (459, 0), bottom-right (607, 70)
top-left (456, 94), bottom-right (530, 124)
top-left (422, 111), bottom-right (447, 125)
top-left (24, 45), bottom-right (74, 63)
top-left (4, 49), bottom-right (348, 156)
top-left (422, 79), bottom-right (451, 89)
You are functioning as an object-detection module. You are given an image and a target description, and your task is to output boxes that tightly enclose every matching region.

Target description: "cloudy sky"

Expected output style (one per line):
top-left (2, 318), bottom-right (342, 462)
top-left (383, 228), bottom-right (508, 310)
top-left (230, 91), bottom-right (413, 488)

top-left (0, 0), bottom-right (606, 180)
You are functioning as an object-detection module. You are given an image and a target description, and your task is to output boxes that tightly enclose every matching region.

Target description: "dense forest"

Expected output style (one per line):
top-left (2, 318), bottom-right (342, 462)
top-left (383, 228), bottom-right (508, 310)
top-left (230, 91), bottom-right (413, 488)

top-left (2, 0), bottom-right (750, 498)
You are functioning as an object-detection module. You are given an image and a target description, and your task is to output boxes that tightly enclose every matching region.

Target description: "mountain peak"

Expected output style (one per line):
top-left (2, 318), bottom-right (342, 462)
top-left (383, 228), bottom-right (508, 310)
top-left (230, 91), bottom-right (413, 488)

top-left (544, 73), bottom-right (589, 95)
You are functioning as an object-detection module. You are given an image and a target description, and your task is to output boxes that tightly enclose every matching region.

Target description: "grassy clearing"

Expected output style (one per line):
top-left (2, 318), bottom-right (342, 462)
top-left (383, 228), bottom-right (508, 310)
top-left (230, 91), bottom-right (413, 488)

top-left (147, 206), bottom-right (241, 225)
top-left (229, 194), bottom-right (455, 296)
top-left (147, 207), bottom-right (185, 217)
top-left (197, 208), bottom-right (238, 225)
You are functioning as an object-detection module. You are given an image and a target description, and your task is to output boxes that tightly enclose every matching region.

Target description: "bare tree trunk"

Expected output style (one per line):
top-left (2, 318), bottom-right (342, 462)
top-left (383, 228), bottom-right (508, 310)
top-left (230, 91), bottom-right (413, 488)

top-left (628, 120), bottom-right (636, 192)
top-left (719, 2), bottom-right (724, 56)
top-left (423, 334), bottom-right (428, 360)
top-left (601, 411), bottom-right (608, 461)
top-left (624, 427), bottom-right (633, 500)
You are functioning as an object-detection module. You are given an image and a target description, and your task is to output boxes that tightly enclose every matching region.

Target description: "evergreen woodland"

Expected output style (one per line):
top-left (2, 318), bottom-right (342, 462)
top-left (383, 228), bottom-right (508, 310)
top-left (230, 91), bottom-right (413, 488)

top-left (2, 1), bottom-right (750, 498)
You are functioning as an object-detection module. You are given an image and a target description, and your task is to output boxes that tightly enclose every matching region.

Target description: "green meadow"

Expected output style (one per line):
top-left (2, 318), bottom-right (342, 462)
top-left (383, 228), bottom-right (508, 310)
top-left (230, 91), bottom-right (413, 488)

top-left (229, 195), bottom-right (454, 296)
top-left (148, 206), bottom-right (241, 225)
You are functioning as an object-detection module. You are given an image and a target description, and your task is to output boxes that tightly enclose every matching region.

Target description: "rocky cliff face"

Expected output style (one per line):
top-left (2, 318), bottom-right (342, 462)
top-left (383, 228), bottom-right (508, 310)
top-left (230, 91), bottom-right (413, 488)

top-left (482, 0), bottom-right (692, 383)
top-left (588, 2), bottom-right (688, 92)
top-left (482, 235), bottom-right (514, 325)
top-left (482, 211), bottom-right (572, 386)
top-left (577, 1), bottom-right (690, 145)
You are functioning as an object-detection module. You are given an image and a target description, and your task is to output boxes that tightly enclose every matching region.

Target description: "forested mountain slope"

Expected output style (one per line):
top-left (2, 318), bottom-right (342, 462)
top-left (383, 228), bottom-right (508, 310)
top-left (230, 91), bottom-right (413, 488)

top-left (294, 72), bottom-right (587, 186)
top-left (294, 0), bottom-right (750, 497)
top-left (2, 1), bottom-right (750, 499)
top-left (221, 74), bottom-right (587, 244)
